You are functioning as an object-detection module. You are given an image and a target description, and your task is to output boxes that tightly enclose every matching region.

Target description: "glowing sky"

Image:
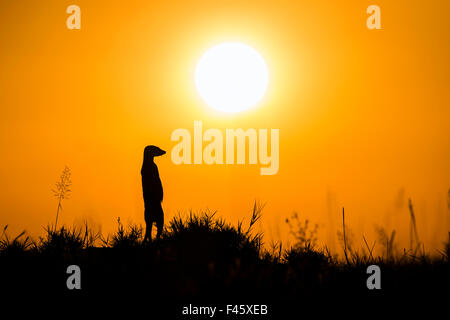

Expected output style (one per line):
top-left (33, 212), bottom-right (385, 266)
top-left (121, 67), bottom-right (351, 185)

top-left (0, 0), bottom-right (449, 254)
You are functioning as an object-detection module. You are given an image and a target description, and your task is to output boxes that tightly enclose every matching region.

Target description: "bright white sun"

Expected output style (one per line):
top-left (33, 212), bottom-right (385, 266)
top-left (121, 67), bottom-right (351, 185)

top-left (195, 42), bottom-right (269, 113)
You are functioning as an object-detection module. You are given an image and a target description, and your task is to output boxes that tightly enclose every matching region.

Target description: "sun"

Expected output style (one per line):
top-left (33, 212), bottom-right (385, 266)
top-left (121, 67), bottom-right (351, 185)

top-left (195, 42), bottom-right (269, 113)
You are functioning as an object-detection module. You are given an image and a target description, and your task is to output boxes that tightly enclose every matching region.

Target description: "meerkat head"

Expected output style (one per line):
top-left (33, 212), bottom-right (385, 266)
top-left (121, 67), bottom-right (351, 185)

top-left (144, 145), bottom-right (166, 159)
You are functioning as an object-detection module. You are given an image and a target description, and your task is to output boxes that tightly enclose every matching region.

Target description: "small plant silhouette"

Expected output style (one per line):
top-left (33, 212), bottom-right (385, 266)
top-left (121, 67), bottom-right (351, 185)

top-left (105, 217), bottom-right (144, 248)
top-left (374, 225), bottom-right (397, 260)
top-left (39, 222), bottom-right (99, 255)
top-left (408, 198), bottom-right (422, 255)
top-left (52, 166), bottom-right (72, 230)
top-left (0, 225), bottom-right (33, 256)
top-left (286, 212), bottom-right (319, 249)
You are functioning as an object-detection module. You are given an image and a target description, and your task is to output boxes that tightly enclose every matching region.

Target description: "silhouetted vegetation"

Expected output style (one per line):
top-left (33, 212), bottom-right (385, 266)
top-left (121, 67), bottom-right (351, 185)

top-left (52, 166), bottom-right (72, 231)
top-left (0, 203), bottom-right (448, 309)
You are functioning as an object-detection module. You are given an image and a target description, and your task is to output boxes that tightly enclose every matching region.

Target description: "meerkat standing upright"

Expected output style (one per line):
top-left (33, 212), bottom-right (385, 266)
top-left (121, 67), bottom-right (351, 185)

top-left (141, 145), bottom-right (166, 242)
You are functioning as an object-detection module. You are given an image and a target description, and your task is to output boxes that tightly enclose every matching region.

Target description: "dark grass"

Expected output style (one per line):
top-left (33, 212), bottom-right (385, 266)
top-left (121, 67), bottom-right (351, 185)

top-left (0, 206), bottom-right (449, 308)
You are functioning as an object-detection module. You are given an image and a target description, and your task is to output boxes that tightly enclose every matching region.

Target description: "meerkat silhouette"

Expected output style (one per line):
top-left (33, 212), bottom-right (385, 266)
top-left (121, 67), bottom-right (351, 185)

top-left (141, 145), bottom-right (166, 242)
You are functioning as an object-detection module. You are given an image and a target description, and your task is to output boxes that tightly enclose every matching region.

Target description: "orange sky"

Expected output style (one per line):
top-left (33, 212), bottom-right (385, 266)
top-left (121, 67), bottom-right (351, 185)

top-left (1, 0), bottom-right (449, 255)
